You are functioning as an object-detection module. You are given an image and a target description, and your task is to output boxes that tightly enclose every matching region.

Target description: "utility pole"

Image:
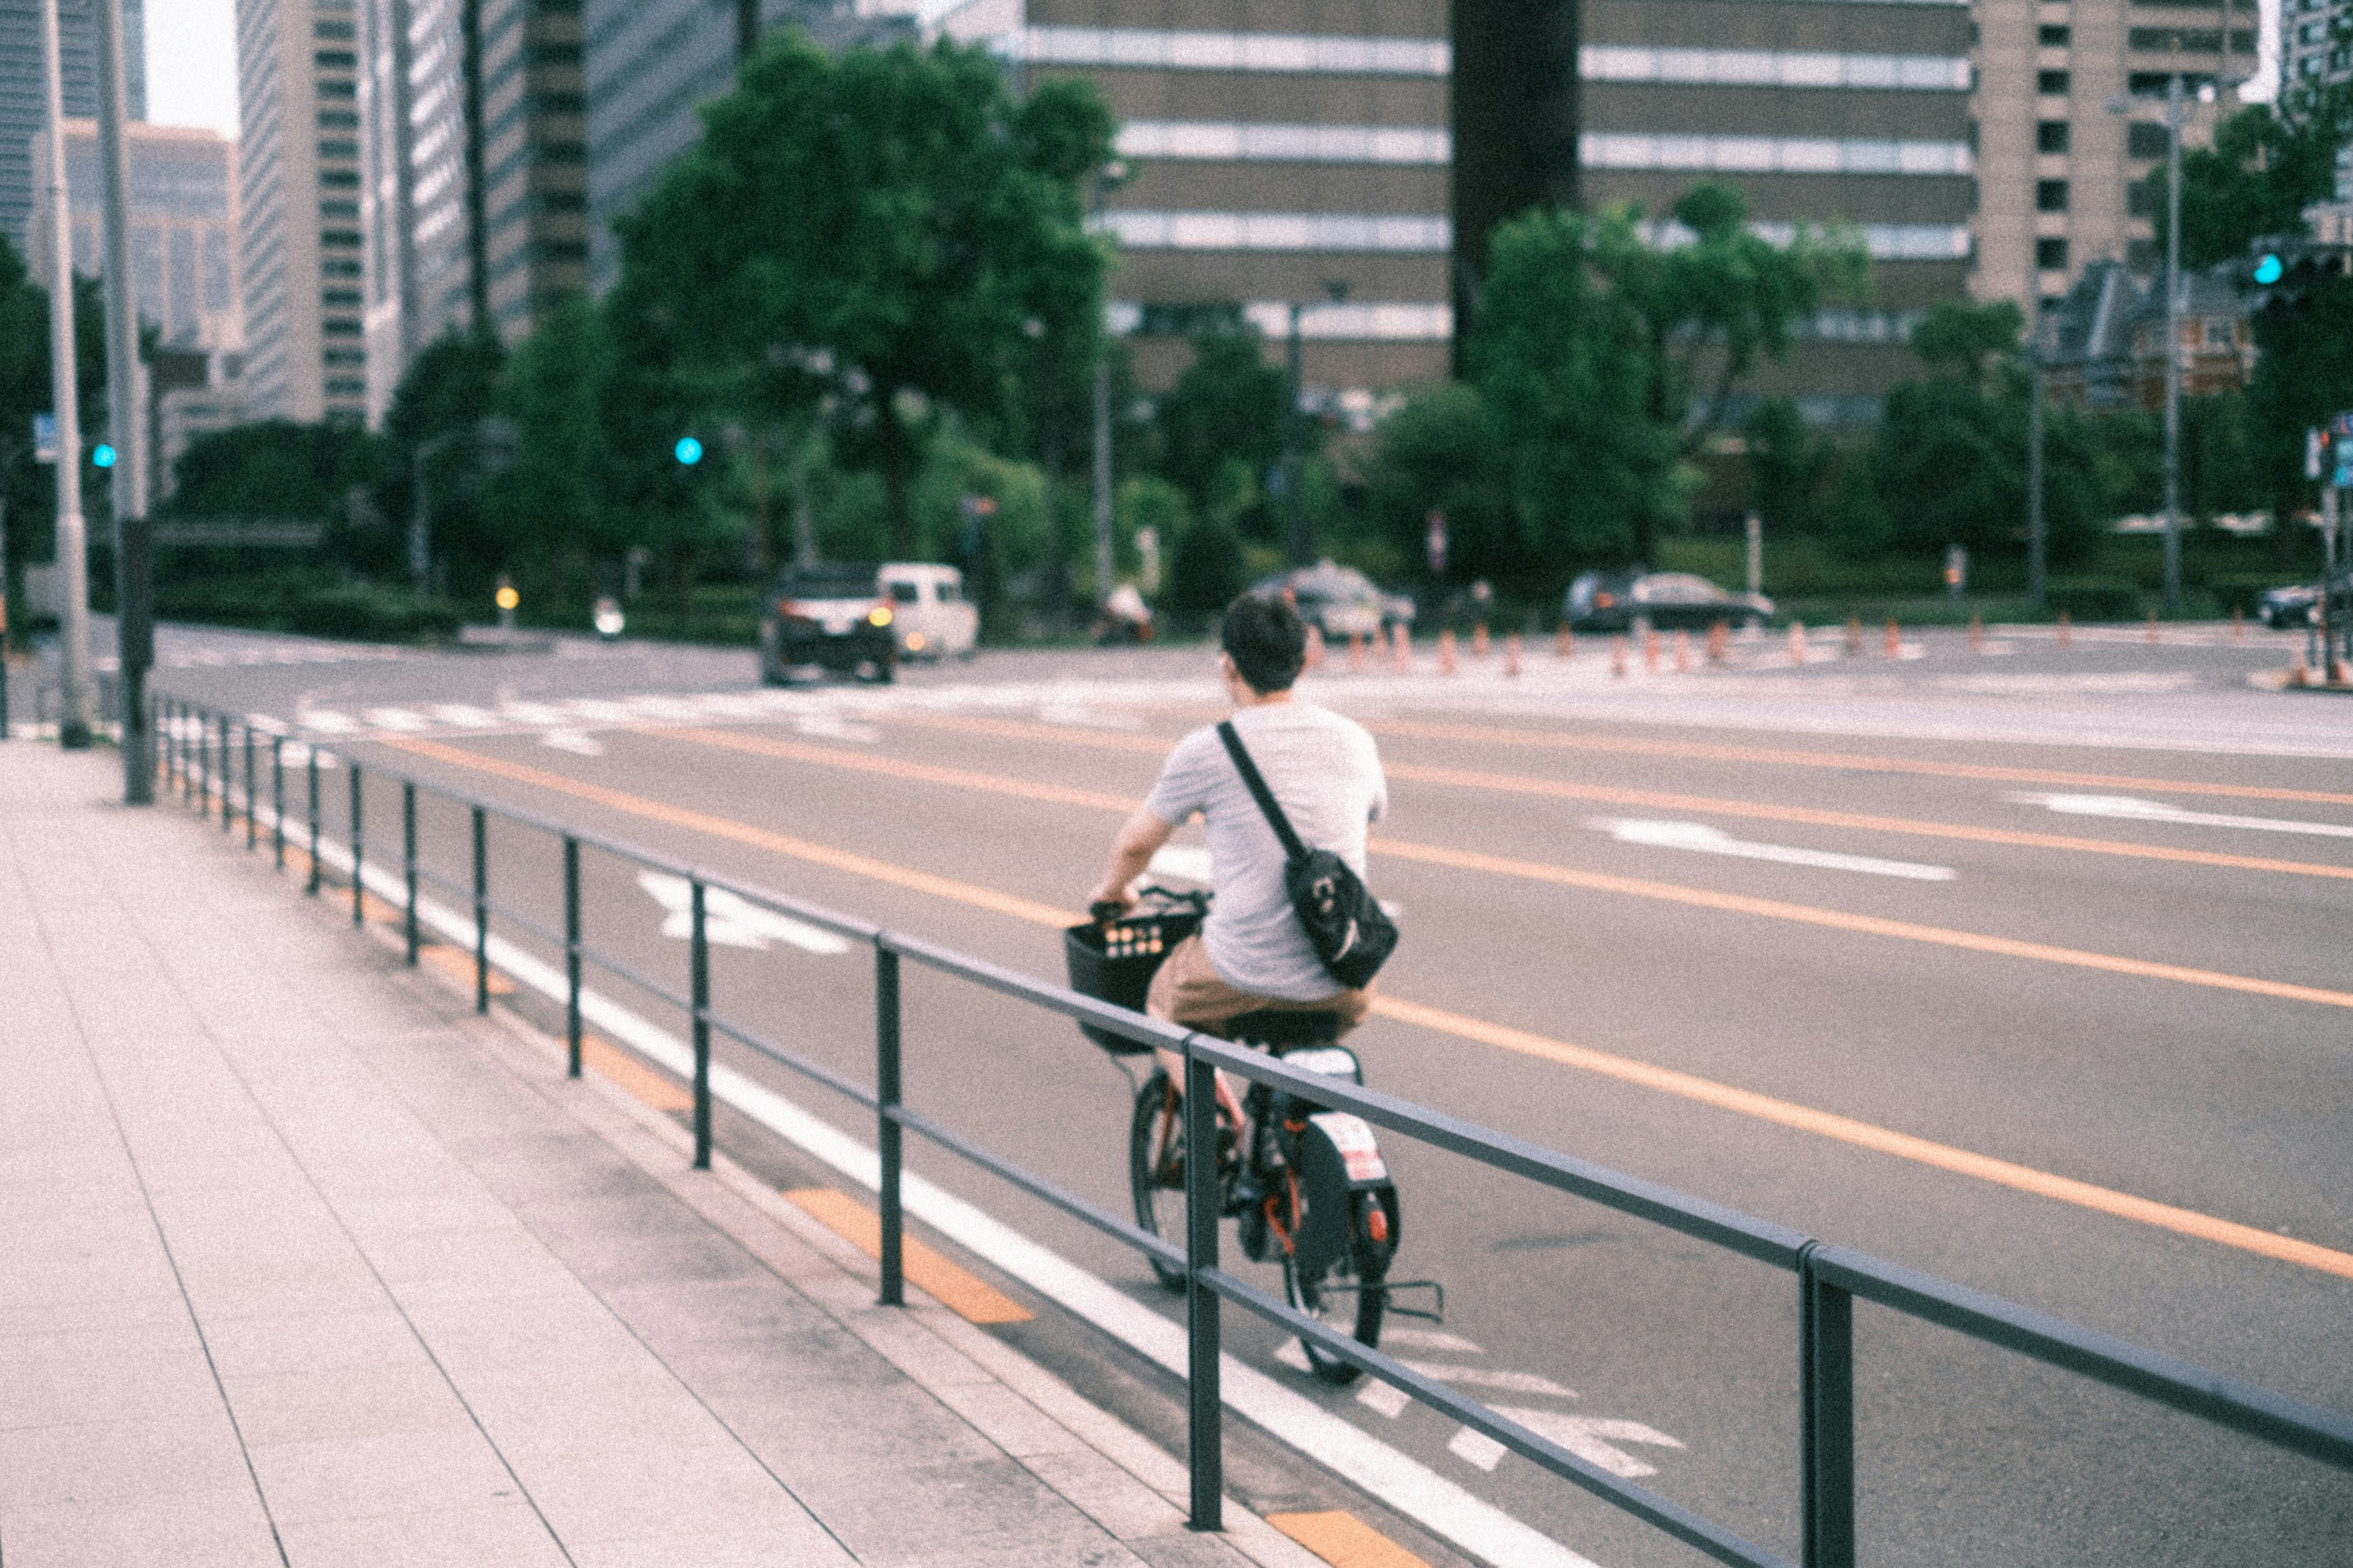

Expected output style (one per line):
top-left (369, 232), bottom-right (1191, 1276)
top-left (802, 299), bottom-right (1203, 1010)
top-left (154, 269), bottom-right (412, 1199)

top-left (96, 0), bottom-right (152, 801)
top-left (2026, 315), bottom-right (2047, 609)
top-left (39, 0), bottom-right (94, 748)
top-left (1284, 302), bottom-right (1308, 567)
top-left (1091, 357), bottom-right (1114, 602)
top-left (2161, 74), bottom-right (2184, 616)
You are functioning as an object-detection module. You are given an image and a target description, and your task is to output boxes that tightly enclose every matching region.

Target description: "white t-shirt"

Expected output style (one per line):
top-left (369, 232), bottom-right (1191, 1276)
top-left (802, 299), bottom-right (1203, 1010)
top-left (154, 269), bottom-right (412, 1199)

top-left (1143, 702), bottom-right (1389, 1001)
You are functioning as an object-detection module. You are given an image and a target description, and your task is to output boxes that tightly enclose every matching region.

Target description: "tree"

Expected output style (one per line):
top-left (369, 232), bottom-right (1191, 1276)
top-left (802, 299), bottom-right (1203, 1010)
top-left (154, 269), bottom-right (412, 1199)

top-left (379, 327), bottom-right (507, 595)
top-left (615, 32), bottom-right (1116, 555)
top-left (1740, 396), bottom-right (1835, 537)
top-left (1362, 380), bottom-right (1518, 589)
top-left (1151, 324), bottom-right (1293, 521)
top-left (2172, 84), bottom-right (2352, 269)
top-left (482, 296), bottom-right (618, 605)
top-left (0, 235), bottom-right (107, 639)
top-left (1910, 300), bottom-right (2026, 393)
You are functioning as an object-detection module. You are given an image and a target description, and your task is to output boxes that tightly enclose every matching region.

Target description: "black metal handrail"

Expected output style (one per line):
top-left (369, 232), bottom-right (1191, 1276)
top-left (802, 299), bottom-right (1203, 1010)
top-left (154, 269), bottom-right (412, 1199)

top-left (151, 693), bottom-right (2353, 1568)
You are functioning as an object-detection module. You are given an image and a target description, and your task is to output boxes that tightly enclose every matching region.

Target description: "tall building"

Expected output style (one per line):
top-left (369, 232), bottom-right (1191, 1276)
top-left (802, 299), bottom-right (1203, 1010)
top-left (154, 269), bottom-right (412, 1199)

top-left (237, 0), bottom-right (369, 423)
top-left (357, 0), bottom-right (589, 419)
top-left (2282, 0), bottom-right (2347, 88)
top-left (26, 119), bottom-right (241, 352)
top-left (1972, 0), bottom-right (2250, 318)
top-left (0, 0), bottom-right (146, 245)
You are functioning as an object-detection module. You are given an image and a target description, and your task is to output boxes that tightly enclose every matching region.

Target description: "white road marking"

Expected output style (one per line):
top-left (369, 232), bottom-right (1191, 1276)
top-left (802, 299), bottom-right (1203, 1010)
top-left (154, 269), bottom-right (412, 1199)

top-left (792, 714), bottom-right (882, 744)
top-left (542, 730), bottom-right (606, 756)
top-left (1381, 1328), bottom-right (1485, 1354)
top-left (2007, 792), bottom-right (2353, 839)
top-left (1449, 1427), bottom-right (1509, 1471)
top-left (251, 806), bottom-right (1603, 1568)
top-left (362, 707), bottom-right (431, 732)
top-left (1590, 817), bottom-right (1957, 881)
top-left (297, 708), bottom-right (358, 733)
top-left (1490, 1410), bottom-right (1686, 1481)
top-left (1397, 1360), bottom-right (1577, 1399)
top-left (1039, 703), bottom-right (1146, 730)
top-left (1357, 1379), bottom-right (1412, 1418)
top-left (429, 704), bottom-right (502, 728)
top-left (636, 871), bottom-right (854, 955)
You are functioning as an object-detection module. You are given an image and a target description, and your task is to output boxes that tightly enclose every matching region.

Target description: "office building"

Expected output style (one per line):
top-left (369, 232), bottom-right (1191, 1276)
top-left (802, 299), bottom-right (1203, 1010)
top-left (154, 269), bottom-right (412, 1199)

top-left (26, 119), bottom-right (240, 352)
top-left (1972, 0), bottom-right (2249, 318)
top-left (237, 0), bottom-right (369, 423)
top-left (0, 0), bottom-right (146, 245)
top-left (2283, 0), bottom-right (2349, 87)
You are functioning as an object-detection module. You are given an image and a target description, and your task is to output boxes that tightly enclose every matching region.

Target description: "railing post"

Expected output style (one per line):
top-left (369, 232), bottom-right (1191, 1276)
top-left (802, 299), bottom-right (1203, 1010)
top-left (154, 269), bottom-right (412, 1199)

top-left (402, 782), bottom-right (419, 966)
top-left (470, 805), bottom-right (488, 1012)
top-left (306, 746), bottom-right (321, 895)
top-left (243, 724), bottom-right (256, 848)
top-left (219, 715), bottom-right (232, 831)
top-left (690, 879), bottom-right (711, 1169)
top-left (271, 737), bottom-right (285, 869)
top-left (876, 942), bottom-right (903, 1307)
top-left (196, 708), bottom-right (208, 814)
top-left (349, 764), bottom-right (365, 925)
top-left (1800, 1243), bottom-right (1857, 1568)
top-left (563, 835), bottom-right (582, 1078)
top-left (1183, 1037), bottom-right (1223, 1532)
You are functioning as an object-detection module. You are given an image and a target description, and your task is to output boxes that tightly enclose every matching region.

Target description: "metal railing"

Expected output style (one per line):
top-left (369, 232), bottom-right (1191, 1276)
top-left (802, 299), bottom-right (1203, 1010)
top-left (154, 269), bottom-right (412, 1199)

top-left (153, 692), bottom-right (2353, 1567)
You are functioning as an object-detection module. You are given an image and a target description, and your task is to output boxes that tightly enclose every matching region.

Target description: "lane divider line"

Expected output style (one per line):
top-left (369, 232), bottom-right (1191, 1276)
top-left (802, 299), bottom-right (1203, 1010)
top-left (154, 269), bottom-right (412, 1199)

top-left (596, 729), bottom-right (2353, 1014)
top-left (372, 734), bottom-right (2353, 1282)
top-left (1268, 1510), bottom-right (1436, 1568)
top-left (784, 1187), bottom-right (1033, 1324)
top-left (1362, 718), bottom-right (2353, 810)
top-left (251, 790), bottom-right (1601, 1568)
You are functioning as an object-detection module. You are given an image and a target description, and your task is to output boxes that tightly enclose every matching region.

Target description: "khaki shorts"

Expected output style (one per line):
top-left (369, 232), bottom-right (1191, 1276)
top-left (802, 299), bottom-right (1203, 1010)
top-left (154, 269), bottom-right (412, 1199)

top-left (1145, 934), bottom-right (1371, 1037)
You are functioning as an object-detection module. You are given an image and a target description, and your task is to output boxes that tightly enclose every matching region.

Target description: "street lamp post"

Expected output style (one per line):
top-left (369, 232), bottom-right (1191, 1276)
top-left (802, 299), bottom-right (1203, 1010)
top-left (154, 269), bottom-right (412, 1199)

top-left (95, 0), bottom-right (153, 801)
top-left (38, 0), bottom-right (94, 748)
top-left (1282, 281), bottom-right (1350, 569)
top-left (2160, 74), bottom-right (2185, 617)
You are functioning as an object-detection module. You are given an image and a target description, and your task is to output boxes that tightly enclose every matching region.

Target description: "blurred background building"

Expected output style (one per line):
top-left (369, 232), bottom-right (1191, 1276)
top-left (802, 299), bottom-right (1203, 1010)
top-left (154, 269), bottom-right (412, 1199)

top-left (1, 0), bottom-right (147, 244)
top-left (27, 118), bottom-right (240, 352)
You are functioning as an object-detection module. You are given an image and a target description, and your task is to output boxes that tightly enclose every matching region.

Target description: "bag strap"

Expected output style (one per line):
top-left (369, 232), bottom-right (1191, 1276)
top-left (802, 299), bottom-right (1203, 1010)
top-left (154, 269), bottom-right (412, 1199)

top-left (1216, 721), bottom-right (1309, 863)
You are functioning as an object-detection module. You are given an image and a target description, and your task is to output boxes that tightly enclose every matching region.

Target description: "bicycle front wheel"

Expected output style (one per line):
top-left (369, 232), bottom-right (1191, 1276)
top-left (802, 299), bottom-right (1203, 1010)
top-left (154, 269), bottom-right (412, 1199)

top-left (1281, 1187), bottom-right (1391, 1385)
top-left (1129, 1070), bottom-right (1190, 1292)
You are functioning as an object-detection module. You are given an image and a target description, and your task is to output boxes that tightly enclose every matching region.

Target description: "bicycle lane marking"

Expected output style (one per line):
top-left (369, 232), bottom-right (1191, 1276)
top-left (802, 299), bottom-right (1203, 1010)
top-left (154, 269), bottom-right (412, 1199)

top-left (373, 732), bottom-right (2353, 1283)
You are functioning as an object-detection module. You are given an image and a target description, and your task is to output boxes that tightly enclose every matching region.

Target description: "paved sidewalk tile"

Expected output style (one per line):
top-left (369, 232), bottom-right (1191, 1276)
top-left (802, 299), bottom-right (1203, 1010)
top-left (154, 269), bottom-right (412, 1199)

top-left (0, 743), bottom-right (1309, 1568)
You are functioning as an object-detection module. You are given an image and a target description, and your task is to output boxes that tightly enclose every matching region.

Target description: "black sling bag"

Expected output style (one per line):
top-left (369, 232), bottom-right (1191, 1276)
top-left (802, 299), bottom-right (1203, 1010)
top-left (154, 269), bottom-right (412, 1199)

top-left (1216, 721), bottom-right (1398, 990)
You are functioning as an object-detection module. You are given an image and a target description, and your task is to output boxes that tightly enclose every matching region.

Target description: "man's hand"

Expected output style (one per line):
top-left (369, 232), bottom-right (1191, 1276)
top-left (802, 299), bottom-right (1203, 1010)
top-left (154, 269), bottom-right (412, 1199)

top-left (1087, 885), bottom-right (1139, 924)
top-left (1091, 808), bottom-right (1174, 920)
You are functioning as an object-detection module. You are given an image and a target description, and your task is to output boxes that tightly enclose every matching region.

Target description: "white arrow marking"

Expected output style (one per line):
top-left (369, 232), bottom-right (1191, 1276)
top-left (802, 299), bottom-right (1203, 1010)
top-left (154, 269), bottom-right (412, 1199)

top-left (1590, 818), bottom-right (1956, 881)
top-left (637, 871), bottom-right (852, 955)
top-left (2007, 793), bottom-right (2353, 839)
top-left (542, 730), bottom-right (605, 757)
top-left (1397, 1360), bottom-right (1578, 1399)
top-left (1491, 1409), bottom-right (1686, 1480)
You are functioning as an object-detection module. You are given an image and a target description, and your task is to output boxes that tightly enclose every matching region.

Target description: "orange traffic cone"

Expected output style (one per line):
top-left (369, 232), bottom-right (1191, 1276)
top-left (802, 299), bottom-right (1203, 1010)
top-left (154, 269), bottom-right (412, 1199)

top-left (1643, 627), bottom-right (1661, 673)
top-left (1969, 612), bottom-right (1983, 653)
top-left (1789, 622), bottom-right (1808, 664)
top-left (1347, 631), bottom-right (1366, 671)
top-left (1884, 617), bottom-right (1900, 658)
top-left (1472, 622), bottom-right (1490, 659)
top-left (2146, 609), bottom-right (2159, 645)
top-left (1845, 616), bottom-right (1863, 657)
top-left (1393, 625), bottom-right (1412, 672)
top-left (1706, 621), bottom-right (1729, 664)
top-left (1504, 632), bottom-right (1523, 677)
top-left (1672, 629), bottom-right (1690, 673)
top-left (1438, 628), bottom-right (1458, 675)
top-left (1556, 624), bottom-right (1573, 660)
top-left (2058, 610), bottom-right (2072, 650)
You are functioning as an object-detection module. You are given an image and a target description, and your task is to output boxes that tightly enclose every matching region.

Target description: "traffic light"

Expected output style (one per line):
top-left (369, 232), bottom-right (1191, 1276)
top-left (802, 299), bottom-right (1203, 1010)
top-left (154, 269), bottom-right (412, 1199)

top-left (2240, 236), bottom-right (2353, 311)
top-left (91, 443), bottom-right (116, 469)
top-left (675, 436), bottom-right (703, 466)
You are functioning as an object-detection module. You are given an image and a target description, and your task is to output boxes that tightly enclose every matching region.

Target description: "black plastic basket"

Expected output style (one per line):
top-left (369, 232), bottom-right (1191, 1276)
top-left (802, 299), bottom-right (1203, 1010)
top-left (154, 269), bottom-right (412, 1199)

top-left (1064, 910), bottom-right (1202, 1055)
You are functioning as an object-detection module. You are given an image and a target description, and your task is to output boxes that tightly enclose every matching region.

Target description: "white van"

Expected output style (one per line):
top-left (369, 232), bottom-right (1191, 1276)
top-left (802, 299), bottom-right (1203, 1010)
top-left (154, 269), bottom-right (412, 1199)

top-left (878, 562), bottom-right (980, 661)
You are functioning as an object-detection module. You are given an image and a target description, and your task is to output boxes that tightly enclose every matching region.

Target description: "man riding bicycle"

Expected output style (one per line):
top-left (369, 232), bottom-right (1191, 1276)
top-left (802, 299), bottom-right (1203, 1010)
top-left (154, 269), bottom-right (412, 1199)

top-left (1088, 592), bottom-right (1389, 1061)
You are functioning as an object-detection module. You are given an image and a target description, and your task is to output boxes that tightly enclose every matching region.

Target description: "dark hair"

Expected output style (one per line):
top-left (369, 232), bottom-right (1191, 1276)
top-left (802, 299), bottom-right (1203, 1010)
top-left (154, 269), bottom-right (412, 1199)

top-left (1221, 592), bottom-right (1308, 694)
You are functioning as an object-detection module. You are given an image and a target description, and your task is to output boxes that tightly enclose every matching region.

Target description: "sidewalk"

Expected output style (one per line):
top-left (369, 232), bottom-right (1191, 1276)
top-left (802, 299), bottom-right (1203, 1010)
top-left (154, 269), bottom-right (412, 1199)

top-left (0, 742), bottom-right (1328, 1568)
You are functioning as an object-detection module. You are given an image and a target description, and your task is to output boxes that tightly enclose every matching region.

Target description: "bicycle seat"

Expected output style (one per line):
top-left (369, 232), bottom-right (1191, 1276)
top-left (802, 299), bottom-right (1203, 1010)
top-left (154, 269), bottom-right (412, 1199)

top-left (1224, 1010), bottom-right (1344, 1046)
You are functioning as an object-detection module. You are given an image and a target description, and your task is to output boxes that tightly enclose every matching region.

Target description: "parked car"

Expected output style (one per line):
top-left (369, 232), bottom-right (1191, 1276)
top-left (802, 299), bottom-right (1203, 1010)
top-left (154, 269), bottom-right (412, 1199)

top-left (879, 562), bottom-right (979, 661)
top-left (760, 564), bottom-right (897, 684)
top-left (1252, 561), bottom-right (1415, 640)
top-left (2257, 574), bottom-right (2351, 627)
top-left (1564, 570), bottom-right (1772, 632)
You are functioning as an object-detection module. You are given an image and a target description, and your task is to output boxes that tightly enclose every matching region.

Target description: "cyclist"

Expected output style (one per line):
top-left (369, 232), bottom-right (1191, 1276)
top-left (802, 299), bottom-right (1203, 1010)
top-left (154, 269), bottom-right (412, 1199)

top-left (1087, 592), bottom-right (1389, 1082)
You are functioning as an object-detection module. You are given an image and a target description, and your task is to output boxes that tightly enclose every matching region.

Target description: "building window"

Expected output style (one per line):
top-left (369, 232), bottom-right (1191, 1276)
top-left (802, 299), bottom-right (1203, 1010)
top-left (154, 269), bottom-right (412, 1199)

top-left (319, 109), bottom-right (358, 129)
top-left (322, 317), bottom-right (363, 337)
top-left (320, 229), bottom-right (362, 248)
top-left (318, 138), bottom-right (358, 160)
top-left (324, 379), bottom-right (368, 397)
top-left (314, 49), bottom-right (357, 67)
top-left (2039, 24), bottom-right (2072, 46)
top-left (2038, 69), bottom-right (2071, 94)
top-left (2128, 178), bottom-right (2157, 216)
top-left (2130, 71), bottom-right (2215, 93)
top-left (313, 19), bottom-right (354, 37)
top-left (2037, 179), bottom-right (2069, 212)
top-left (320, 169), bottom-right (360, 188)
top-left (2037, 121), bottom-right (2070, 153)
top-left (2127, 238), bottom-right (2159, 271)
top-left (322, 258), bottom-right (362, 278)
top-left (318, 80), bottom-right (357, 99)
top-left (323, 287), bottom-right (362, 307)
top-left (2036, 237), bottom-right (2069, 270)
top-left (322, 349), bottom-right (365, 366)
top-left (319, 200), bottom-right (359, 219)
top-left (2128, 123), bottom-right (2170, 158)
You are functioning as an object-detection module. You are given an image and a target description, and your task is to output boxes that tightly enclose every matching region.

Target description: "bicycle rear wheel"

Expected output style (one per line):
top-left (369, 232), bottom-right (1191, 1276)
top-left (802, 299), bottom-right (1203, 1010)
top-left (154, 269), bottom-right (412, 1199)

top-left (1281, 1187), bottom-right (1392, 1385)
top-left (1129, 1071), bottom-right (1190, 1292)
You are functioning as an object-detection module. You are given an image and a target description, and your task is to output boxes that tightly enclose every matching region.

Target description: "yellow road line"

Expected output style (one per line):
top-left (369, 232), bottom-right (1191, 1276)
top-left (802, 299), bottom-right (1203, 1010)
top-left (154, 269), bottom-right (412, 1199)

top-left (383, 735), bottom-right (1075, 927)
top-left (1268, 1511), bottom-right (1433, 1568)
top-left (660, 725), bottom-right (1139, 812)
top-left (1365, 718), bottom-right (2353, 809)
top-left (874, 712), bottom-right (2353, 882)
top-left (784, 1187), bottom-right (1033, 1324)
top-left (1370, 994), bottom-right (2353, 1281)
top-left (581, 1033), bottom-right (694, 1112)
top-left (377, 733), bottom-right (2353, 1279)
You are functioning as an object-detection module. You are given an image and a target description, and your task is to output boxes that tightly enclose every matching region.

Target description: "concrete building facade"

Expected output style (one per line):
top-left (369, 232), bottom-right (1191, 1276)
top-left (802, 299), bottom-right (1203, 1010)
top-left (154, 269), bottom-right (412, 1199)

top-left (27, 119), bottom-right (241, 352)
top-left (236, 0), bottom-right (369, 423)
top-left (1971, 0), bottom-right (2249, 320)
top-left (0, 0), bottom-right (145, 246)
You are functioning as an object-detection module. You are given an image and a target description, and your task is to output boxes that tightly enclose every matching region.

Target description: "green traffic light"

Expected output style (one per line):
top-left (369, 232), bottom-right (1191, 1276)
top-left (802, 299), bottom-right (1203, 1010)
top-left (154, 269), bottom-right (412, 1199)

top-left (92, 443), bottom-right (116, 468)
top-left (675, 436), bottom-right (703, 466)
top-left (2254, 254), bottom-right (2284, 286)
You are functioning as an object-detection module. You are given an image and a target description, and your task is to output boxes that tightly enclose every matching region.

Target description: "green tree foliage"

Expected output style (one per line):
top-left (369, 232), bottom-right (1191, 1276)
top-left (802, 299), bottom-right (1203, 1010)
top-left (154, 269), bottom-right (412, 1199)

top-left (1361, 380), bottom-right (1517, 589)
top-left (0, 235), bottom-right (108, 634)
top-left (1150, 325), bottom-right (1294, 525)
top-left (378, 328), bottom-right (507, 593)
top-left (481, 297), bottom-right (618, 606)
top-left (1739, 396), bottom-right (1835, 537)
top-left (615, 31), bottom-right (1115, 555)
top-left (1164, 513), bottom-right (1247, 619)
top-left (164, 420), bottom-right (374, 520)
top-left (2172, 85), bottom-right (2352, 268)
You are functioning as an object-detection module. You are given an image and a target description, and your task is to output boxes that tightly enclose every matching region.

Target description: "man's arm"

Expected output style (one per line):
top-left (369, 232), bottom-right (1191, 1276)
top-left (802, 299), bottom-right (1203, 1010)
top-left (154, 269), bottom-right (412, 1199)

top-left (1088, 808), bottom-right (1176, 914)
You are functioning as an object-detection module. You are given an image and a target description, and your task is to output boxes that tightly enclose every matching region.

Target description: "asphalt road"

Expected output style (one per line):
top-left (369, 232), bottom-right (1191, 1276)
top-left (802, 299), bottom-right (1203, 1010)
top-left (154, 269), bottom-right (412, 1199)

top-left (147, 619), bottom-right (2353, 1567)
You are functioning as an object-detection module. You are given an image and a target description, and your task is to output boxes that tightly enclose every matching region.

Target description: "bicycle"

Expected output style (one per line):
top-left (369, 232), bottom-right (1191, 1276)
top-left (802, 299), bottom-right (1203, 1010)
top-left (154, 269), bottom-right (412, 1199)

top-left (1067, 887), bottom-right (1438, 1384)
